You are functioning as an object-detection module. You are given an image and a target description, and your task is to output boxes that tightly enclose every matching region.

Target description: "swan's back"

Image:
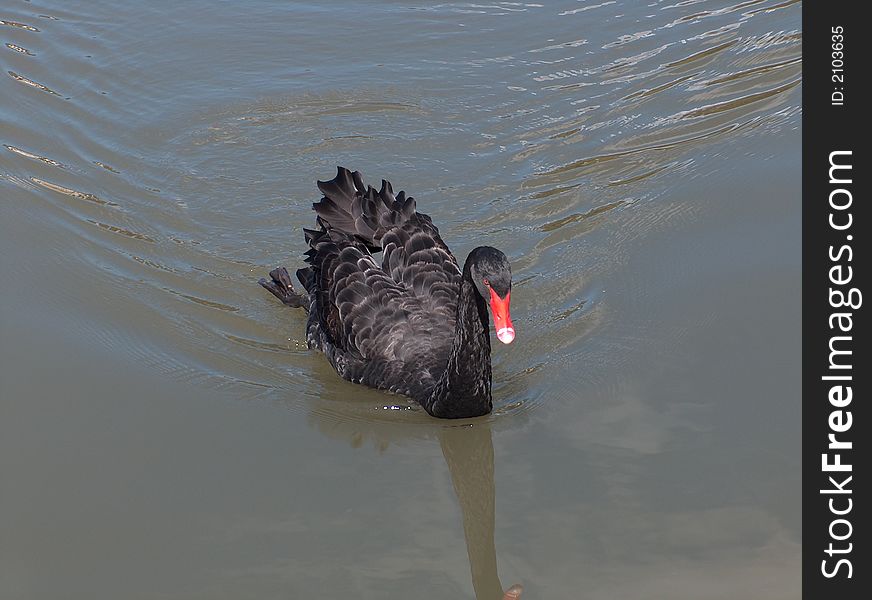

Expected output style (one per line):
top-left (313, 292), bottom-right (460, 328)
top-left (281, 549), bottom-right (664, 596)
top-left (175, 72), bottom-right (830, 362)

top-left (295, 167), bottom-right (463, 399)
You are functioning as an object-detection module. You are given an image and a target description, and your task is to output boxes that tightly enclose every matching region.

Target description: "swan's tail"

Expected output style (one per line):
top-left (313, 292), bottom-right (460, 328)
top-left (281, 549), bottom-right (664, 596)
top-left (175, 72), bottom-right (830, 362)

top-left (312, 166), bottom-right (420, 249)
top-left (259, 267), bottom-right (307, 309)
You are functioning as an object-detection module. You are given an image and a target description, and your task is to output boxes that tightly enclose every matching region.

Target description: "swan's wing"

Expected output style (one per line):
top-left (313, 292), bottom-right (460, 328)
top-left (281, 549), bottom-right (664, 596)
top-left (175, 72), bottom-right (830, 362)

top-left (313, 167), bottom-right (462, 313)
top-left (379, 218), bottom-right (460, 319)
top-left (304, 229), bottom-right (448, 363)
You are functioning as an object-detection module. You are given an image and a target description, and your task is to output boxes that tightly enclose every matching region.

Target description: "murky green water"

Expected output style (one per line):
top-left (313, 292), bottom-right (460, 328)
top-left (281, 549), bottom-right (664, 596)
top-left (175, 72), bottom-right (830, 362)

top-left (2, 1), bottom-right (801, 598)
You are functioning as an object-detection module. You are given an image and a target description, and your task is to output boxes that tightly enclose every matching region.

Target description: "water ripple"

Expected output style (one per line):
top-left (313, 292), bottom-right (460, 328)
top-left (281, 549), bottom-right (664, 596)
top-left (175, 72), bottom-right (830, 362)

top-left (8, 70), bottom-right (63, 96)
top-left (31, 176), bottom-right (117, 206)
top-left (5, 42), bottom-right (35, 55)
top-left (1, 19), bottom-right (40, 31)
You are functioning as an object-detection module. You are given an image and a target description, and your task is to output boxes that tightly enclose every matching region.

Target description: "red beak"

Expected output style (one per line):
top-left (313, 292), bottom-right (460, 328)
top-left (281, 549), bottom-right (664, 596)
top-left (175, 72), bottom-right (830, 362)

top-left (488, 288), bottom-right (515, 344)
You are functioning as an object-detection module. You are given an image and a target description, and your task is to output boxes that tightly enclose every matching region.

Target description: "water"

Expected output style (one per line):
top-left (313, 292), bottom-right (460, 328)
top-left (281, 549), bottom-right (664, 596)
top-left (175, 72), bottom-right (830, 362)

top-left (1, 1), bottom-right (801, 598)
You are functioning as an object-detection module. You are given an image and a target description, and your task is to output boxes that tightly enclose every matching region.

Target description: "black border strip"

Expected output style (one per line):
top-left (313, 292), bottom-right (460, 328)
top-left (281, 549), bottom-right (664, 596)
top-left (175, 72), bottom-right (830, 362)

top-left (803, 2), bottom-right (867, 597)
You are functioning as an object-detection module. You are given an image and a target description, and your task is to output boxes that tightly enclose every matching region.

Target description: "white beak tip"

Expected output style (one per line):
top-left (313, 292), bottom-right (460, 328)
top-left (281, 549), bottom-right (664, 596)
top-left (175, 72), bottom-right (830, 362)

top-left (496, 327), bottom-right (515, 344)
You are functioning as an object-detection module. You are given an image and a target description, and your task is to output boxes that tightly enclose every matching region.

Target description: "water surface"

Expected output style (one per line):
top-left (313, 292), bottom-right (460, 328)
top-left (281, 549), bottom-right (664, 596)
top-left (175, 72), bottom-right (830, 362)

top-left (2, 1), bottom-right (801, 598)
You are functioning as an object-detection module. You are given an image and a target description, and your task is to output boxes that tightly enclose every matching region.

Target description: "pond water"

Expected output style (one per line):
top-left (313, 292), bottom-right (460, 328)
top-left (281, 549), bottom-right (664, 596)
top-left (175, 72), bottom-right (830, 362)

top-left (1, 1), bottom-right (801, 598)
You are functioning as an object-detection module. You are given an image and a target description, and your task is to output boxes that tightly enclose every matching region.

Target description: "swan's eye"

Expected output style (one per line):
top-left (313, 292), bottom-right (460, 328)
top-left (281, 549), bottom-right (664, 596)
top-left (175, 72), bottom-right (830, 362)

top-left (482, 278), bottom-right (489, 286)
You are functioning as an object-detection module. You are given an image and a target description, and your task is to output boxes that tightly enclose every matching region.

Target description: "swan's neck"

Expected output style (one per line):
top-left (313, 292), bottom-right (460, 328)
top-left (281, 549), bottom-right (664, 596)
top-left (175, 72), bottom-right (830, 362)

top-left (425, 278), bottom-right (492, 418)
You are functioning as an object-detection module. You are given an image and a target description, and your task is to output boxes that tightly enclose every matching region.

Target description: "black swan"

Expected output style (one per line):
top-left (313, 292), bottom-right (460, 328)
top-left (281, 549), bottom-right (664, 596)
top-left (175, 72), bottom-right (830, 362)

top-left (260, 167), bottom-right (514, 419)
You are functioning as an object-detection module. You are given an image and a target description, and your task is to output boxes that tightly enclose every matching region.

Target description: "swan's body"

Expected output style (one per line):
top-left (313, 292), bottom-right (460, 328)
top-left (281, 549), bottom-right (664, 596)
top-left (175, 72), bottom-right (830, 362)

top-left (260, 167), bottom-right (514, 419)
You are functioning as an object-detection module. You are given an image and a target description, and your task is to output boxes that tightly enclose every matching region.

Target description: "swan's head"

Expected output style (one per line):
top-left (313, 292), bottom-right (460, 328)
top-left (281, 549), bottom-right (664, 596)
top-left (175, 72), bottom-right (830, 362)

top-left (468, 246), bottom-right (515, 344)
